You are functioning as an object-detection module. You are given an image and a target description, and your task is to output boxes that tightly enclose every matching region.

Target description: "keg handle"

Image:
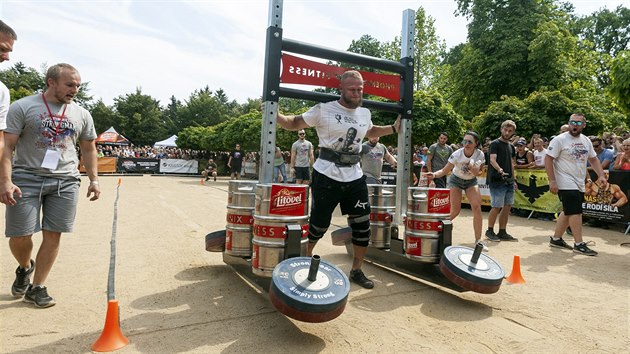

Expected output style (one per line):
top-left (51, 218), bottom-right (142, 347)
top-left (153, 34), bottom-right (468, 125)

top-left (238, 186), bottom-right (255, 192)
top-left (412, 192), bottom-right (428, 199)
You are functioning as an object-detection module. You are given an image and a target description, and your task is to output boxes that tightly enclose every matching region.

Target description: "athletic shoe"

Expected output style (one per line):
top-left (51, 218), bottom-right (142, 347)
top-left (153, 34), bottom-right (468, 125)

top-left (11, 259), bottom-right (35, 298)
top-left (205, 177), bottom-right (210, 181)
top-left (350, 269), bottom-right (374, 289)
top-left (214, 176), bottom-right (217, 182)
top-left (573, 243), bottom-right (598, 256)
top-left (23, 285), bottom-right (56, 308)
top-left (549, 237), bottom-right (573, 250)
top-left (485, 229), bottom-right (500, 242)
top-left (497, 230), bottom-right (518, 242)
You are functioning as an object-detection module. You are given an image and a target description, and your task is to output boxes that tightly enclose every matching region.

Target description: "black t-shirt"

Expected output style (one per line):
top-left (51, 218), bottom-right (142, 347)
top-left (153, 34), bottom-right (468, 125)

top-left (230, 150), bottom-right (243, 167)
top-left (488, 139), bottom-right (514, 184)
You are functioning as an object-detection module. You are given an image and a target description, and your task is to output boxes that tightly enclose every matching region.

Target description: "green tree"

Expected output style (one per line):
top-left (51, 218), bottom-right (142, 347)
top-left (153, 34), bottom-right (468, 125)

top-left (113, 88), bottom-right (166, 146)
top-left (88, 99), bottom-right (122, 134)
top-left (608, 51), bottom-right (630, 115)
top-left (573, 6), bottom-right (630, 87)
top-left (178, 86), bottom-right (229, 128)
top-left (0, 62), bottom-right (45, 99)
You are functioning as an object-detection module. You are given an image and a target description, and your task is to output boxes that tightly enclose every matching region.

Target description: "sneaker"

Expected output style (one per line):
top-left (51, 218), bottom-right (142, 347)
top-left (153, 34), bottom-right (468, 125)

top-left (23, 285), bottom-right (56, 308)
top-left (497, 230), bottom-right (518, 242)
top-left (11, 259), bottom-right (35, 298)
top-left (549, 237), bottom-right (573, 250)
top-left (485, 229), bottom-right (500, 242)
top-left (573, 242), bottom-right (598, 256)
top-left (214, 176), bottom-right (217, 182)
top-left (205, 177), bottom-right (210, 181)
top-left (349, 269), bottom-right (374, 289)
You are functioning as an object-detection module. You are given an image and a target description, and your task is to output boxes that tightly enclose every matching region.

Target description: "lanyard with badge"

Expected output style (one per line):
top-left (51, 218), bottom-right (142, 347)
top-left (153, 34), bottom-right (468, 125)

top-left (41, 93), bottom-right (67, 170)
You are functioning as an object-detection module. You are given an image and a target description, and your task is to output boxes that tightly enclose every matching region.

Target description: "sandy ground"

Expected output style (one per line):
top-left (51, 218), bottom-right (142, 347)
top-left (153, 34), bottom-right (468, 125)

top-left (1, 175), bottom-right (629, 353)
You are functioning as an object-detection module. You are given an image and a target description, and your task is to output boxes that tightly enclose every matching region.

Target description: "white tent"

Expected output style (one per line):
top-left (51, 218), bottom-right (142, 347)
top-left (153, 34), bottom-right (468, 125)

top-left (154, 135), bottom-right (178, 148)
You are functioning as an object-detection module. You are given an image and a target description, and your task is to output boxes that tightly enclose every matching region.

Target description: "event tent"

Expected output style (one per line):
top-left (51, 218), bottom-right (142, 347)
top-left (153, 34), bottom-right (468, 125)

top-left (95, 127), bottom-right (131, 146)
top-left (154, 135), bottom-right (178, 148)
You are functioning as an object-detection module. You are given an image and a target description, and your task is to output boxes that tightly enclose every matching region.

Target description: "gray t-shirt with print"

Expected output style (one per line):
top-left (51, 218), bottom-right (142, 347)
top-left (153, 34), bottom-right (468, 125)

top-left (6, 93), bottom-right (97, 179)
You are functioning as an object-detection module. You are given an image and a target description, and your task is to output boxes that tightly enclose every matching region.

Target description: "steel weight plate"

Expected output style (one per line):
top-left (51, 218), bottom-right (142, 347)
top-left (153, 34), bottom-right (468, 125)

top-left (439, 245), bottom-right (504, 294)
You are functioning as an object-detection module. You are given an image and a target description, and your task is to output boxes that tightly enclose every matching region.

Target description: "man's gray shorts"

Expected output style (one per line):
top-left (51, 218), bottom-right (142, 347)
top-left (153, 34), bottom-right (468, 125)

top-left (5, 173), bottom-right (80, 237)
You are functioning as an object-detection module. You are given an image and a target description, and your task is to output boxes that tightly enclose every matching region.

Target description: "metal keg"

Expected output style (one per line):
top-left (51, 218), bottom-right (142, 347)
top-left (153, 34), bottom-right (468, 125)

top-left (367, 184), bottom-right (396, 249)
top-left (404, 187), bottom-right (451, 263)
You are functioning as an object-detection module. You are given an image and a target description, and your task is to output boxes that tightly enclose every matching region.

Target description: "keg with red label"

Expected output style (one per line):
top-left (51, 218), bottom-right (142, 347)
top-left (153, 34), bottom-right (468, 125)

top-left (404, 187), bottom-right (450, 263)
top-left (367, 184), bottom-right (395, 249)
top-left (225, 180), bottom-right (258, 256)
top-left (251, 184), bottom-right (310, 277)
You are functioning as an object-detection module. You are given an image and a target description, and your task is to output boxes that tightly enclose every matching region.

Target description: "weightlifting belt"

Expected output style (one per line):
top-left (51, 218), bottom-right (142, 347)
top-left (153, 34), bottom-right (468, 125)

top-left (318, 147), bottom-right (361, 167)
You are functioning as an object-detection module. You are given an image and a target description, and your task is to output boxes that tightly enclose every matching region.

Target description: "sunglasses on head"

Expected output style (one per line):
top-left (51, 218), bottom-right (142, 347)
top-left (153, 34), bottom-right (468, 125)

top-left (569, 120), bottom-right (584, 126)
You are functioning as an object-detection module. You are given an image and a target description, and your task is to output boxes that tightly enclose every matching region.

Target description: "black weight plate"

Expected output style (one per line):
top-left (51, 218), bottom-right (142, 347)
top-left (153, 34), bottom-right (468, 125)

top-left (440, 246), bottom-right (504, 291)
top-left (205, 230), bottom-right (226, 252)
top-left (269, 257), bottom-right (350, 322)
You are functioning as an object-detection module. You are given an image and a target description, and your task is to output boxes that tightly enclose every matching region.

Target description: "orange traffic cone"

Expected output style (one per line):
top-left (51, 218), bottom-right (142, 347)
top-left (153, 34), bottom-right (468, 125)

top-left (505, 255), bottom-right (526, 284)
top-left (92, 299), bottom-right (129, 352)
top-left (200, 178), bottom-right (205, 185)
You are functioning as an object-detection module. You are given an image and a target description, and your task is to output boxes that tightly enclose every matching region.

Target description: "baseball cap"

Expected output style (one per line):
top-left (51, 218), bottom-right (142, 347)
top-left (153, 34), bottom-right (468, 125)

top-left (516, 138), bottom-right (526, 146)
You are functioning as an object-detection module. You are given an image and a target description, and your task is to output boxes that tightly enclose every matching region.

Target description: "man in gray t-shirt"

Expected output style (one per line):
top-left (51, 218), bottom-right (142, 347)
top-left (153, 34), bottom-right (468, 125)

top-left (427, 132), bottom-right (453, 188)
top-left (360, 136), bottom-right (397, 184)
top-left (290, 129), bottom-right (314, 184)
top-left (0, 63), bottom-right (100, 308)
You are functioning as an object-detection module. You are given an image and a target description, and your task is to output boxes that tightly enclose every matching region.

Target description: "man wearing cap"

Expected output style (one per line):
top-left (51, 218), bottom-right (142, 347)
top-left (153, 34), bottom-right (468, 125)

top-left (290, 129), bottom-right (314, 184)
top-left (486, 120), bottom-right (518, 242)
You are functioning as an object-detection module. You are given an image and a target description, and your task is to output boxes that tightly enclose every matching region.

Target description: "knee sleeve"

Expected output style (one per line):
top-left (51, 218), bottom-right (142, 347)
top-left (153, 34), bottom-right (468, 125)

top-left (348, 214), bottom-right (371, 247)
top-left (308, 223), bottom-right (328, 243)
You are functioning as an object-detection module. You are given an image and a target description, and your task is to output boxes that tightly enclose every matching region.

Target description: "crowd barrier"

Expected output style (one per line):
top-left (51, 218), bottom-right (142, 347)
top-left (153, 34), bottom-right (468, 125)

top-left (460, 169), bottom-right (629, 224)
top-left (80, 157), bottom-right (198, 175)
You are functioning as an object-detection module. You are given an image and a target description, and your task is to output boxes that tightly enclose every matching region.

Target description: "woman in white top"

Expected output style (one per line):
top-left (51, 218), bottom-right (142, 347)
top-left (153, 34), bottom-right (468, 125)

top-left (427, 131), bottom-right (486, 246)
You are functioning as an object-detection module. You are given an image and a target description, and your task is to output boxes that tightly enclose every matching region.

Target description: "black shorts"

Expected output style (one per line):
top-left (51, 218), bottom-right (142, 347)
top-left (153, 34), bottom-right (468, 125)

top-left (230, 164), bottom-right (241, 174)
top-left (558, 190), bottom-right (584, 215)
top-left (309, 169), bottom-right (370, 229)
top-left (294, 166), bottom-right (310, 181)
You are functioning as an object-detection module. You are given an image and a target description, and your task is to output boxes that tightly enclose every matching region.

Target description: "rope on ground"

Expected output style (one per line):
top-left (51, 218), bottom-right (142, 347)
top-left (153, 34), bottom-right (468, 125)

top-left (108, 179), bottom-right (122, 301)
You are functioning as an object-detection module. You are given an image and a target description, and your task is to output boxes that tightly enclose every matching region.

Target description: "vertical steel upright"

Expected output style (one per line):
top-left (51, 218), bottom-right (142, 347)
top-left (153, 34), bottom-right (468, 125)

top-left (259, 0), bottom-right (284, 183)
top-left (395, 10), bottom-right (416, 226)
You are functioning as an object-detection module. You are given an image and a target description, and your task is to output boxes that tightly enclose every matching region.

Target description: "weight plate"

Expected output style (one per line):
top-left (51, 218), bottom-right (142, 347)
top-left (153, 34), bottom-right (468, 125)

top-left (269, 257), bottom-right (350, 323)
top-left (205, 230), bottom-right (226, 252)
top-left (439, 245), bottom-right (504, 294)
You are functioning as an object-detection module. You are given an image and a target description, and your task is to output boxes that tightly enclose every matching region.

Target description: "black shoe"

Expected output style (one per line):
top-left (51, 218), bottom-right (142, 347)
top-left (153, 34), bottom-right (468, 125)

top-left (497, 230), bottom-right (518, 242)
top-left (485, 229), bottom-right (500, 242)
top-left (214, 176), bottom-right (217, 181)
top-left (549, 237), bottom-right (573, 250)
top-left (205, 177), bottom-right (210, 181)
top-left (350, 269), bottom-right (374, 289)
top-left (23, 285), bottom-right (56, 308)
top-left (11, 259), bottom-right (35, 298)
top-left (573, 242), bottom-right (598, 256)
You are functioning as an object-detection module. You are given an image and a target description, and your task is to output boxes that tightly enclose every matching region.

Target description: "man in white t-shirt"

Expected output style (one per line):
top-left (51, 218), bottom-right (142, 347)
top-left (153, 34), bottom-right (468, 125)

top-left (277, 70), bottom-right (400, 289)
top-left (545, 113), bottom-right (607, 256)
top-left (0, 21), bottom-right (17, 154)
top-left (531, 137), bottom-right (547, 168)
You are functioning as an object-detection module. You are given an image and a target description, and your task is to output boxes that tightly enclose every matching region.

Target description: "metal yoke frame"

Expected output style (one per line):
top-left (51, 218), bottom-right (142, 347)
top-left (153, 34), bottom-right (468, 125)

top-left (222, 0), bottom-right (468, 293)
top-left (260, 0), bottom-right (414, 227)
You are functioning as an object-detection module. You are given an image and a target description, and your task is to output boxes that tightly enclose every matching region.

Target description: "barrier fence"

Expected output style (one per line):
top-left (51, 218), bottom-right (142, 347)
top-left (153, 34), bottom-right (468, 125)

top-left (80, 157), bottom-right (198, 175)
top-left (461, 169), bottom-right (629, 224)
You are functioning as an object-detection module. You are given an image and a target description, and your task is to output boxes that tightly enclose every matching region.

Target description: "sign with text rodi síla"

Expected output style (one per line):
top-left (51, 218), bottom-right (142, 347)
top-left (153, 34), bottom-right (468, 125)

top-left (280, 53), bottom-right (401, 102)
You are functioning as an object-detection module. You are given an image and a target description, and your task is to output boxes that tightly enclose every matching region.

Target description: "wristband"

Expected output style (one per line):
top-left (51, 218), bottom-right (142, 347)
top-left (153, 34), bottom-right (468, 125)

top-left (90, 180), bottom-right (99, 185)
top-left (391, 124), bottom-right (397, 134)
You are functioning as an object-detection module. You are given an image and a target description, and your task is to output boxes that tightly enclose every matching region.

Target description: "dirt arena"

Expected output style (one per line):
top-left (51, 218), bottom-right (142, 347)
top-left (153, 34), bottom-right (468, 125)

top-left (1, 175), bottom-right (628, 353)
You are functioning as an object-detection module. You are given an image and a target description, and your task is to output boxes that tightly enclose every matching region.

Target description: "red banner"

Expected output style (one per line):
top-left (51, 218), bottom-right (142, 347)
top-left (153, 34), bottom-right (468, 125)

top-left (280, 53), bottom-right (401, 101)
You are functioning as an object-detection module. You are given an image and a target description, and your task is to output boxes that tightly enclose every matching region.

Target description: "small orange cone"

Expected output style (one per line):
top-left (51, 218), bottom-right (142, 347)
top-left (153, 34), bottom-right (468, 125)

top-left (200, 178), bottom-right (205, 185)
top-left (505, 255), bottom-right (526, 284)
top-left (92, 299), bottom-right (129, 352)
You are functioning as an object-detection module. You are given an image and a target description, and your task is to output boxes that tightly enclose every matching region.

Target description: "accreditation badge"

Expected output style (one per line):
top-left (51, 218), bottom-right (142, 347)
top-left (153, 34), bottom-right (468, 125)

top-left (41, 148), bottom-right (61, 170)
